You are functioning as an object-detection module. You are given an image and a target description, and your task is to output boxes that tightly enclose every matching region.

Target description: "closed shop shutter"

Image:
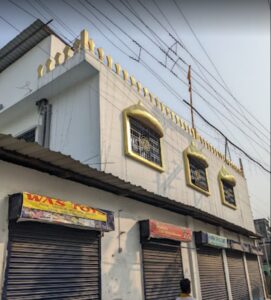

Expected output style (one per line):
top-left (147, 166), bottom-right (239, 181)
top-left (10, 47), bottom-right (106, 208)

top-left (246, 253), bottom-right (264, 300)
top-left (226, 250), bottom-right (249, 300)
top-left (197, 247), bottom-right (228, 300)
top-left (2, 221), bottom-right (101, 300)
top-left (142, 242), bottom-right (183, 300)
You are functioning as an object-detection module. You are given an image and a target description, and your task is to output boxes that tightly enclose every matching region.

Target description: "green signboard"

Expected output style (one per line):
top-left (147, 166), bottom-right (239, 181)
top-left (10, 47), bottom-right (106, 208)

top-left (207, 233), bottom-right (227, 248)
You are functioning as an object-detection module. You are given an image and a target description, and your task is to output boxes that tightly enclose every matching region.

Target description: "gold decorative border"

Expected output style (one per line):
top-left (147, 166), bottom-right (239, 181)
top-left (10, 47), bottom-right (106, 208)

top-left (183, 142), bottom-right (210, 196)
top-left (123, 102), bottom-right (165, 172)
top-left (218, 166), bottom-right (237, 209)
top-left (37, 28), bottom-right (243, 176)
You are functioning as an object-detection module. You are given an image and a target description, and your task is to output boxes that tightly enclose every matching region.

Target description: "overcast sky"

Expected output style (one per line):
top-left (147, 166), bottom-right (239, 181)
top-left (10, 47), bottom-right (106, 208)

top-left (0, 0), bottom-right (270, 220)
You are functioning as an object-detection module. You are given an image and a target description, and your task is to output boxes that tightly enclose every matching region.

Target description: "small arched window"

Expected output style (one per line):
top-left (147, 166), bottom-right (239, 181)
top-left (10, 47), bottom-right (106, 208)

top-left (218, 166), bottom-right (237, 209)
top-left (183, 142), bottom-right (210, 196)
top-left (123, 102), bottom-right (164, 172)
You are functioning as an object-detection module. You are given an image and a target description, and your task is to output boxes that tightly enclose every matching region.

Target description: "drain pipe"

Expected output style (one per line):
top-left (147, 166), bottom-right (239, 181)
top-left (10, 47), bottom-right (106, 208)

top-left (36, 99), bottom-right (52, 148)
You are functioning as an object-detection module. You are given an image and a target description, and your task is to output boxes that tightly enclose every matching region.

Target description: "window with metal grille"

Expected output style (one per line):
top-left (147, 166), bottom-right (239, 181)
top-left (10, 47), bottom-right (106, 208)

top-left (17, 128), bottom-right (36, 142)
top-left (189, 158), bottom-right (209, 191)
top-left (129, 117), bottom-right (162, 166)
top-left (222, 181), bottom-right (236, 206)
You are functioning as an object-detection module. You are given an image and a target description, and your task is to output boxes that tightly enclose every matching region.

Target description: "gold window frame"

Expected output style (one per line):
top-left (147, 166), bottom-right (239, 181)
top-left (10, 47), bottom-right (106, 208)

top-left (183, 142), bottom-right (210, 196)
top-left (123, 102), bottom-right (165, 172)
top-left (218, 166), bottom-right (237, 209)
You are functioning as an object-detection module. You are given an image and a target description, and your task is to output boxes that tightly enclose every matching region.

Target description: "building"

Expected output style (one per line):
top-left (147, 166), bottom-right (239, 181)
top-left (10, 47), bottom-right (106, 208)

top-left (254, 218), bottom-right (271, 296)
top-left (0, 20), bottom-right (267, 300)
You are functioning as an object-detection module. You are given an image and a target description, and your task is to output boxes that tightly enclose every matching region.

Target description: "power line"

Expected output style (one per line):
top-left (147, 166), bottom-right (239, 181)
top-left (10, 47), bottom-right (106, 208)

top-left (100, 0), bottom-right (270, 154)
top-left (7, 0), bottom-right (73, 45)
top-left (172, 0), bottom-right (231, 92)
top-left (148, 0), bottom-right (270, 138)
top-left (152, 0), bottom-right (270, 140)
top-left (2, 5), bottom-right (269, 173)
top-left (62, 0), bottom-right (132, 57)
top-left (133, 0), bottom-right (270, 146)
top-left (62, 0), bottom-right (192, 116)
top-left (169, 1), bottom-right (270, 135)
top-left (84, 2), bottom-right (270, 166)
top-left (183, 100), bottom-right (270, 173)
top-left (69, 2), bottom-right (270, 171)
top-left (36, 0), bottom-right (78, 38)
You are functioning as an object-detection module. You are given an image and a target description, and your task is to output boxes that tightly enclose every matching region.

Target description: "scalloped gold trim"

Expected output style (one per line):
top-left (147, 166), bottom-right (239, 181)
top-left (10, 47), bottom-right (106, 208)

top-left (123, 70), bottom-right (129, 81)
top-left (55, 52), bottom-right (64, 66)
top-left (97, 48), bottom-right (104, 61)
top-left (37, 64), bottom-right (44, 78)
top-left (136, 82), bottom-right (142, 93)
top-left (143, 87), bottom-right (149, 97)
top-left (73, 38), bottom-right (81, 52)
top-left (88, 39), bottom-right (95, 54)
top-left (45, 58), bottom-right (55, 72)
top-left (130, 76), bottom-right (136, 86)
top-left (106, 55), bottom-right (113, 69)
top-left (63, 46), bottom-right (73, 61)
top-left (80, 29), bottom-right (89, 49)
top-left (115, 63), bottom-right (121, 75)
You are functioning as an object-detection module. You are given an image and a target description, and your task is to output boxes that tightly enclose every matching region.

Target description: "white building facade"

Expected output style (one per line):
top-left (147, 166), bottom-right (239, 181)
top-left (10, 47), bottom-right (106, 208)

top-left (0, 20), bottom-right (266, 300)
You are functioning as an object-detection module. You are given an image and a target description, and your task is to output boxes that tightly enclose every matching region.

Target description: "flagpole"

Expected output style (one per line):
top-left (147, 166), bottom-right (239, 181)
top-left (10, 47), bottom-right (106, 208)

top-left (187, 65), bottom-right (195, 130)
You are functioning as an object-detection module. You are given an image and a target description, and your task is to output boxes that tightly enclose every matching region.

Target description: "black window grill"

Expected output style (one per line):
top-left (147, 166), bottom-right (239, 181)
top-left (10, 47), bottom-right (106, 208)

top-left (222, 181), bottom-right (236, 206)
top-left (129, 117), bottom-right (162, 166)
top-left (189, 158), bottom-right (209, 191)
top-left (17, 128), bottom-right (36, 142)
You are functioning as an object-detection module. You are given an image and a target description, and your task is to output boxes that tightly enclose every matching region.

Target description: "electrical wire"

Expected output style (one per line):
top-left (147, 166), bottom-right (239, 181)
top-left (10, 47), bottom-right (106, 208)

top-left (36, 0), bottom-right (78, 38)
top-left (131, 0), bottom-right (271, 147)
top-left (7, 0), bottom-right (73, 45)
top-left (88, 0), bottom-right (270, 156)
top-left (172, 0), bottom-right (270, 136)
top-left (124, 0), bottom-right (270, 142)
top-left (62, 0), bottom-right (132, 57)
top-left (1, 6), bottom-right (269, 173)
top-left (66, 2), bottom-right (270, 171)
top-left (183, 100), bottom-right (270, 173)
top-left (153, 0), bottom-right (271, 141)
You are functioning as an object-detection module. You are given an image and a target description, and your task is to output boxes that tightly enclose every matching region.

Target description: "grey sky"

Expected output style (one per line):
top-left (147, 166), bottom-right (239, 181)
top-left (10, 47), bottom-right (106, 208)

top-left (0, 0), bottom-right (270, 220)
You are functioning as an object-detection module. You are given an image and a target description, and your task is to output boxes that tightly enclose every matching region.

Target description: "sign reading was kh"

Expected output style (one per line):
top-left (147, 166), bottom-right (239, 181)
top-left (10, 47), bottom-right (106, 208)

top-left (9, 192), bottom-right (115, 232)
top-left (23, 192), bottom-right (107, 221)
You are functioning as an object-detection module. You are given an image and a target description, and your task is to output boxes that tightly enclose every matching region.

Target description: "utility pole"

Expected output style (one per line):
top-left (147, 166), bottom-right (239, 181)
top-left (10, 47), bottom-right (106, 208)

top-left (187, 65), bottom-right (195, 130)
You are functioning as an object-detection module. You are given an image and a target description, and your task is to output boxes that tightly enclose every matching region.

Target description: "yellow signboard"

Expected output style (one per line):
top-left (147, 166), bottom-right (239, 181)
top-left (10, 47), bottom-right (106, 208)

top-left (22, 192), bottom-right (107, 222)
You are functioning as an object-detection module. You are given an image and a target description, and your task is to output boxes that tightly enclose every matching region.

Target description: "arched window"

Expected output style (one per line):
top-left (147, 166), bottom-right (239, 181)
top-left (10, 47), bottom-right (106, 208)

top-left (123, 102), bottom-right (164, 172)
top-left (218, 166), bottom-right (237, 209)
top-left (183, 142), bottom-right (210, 196)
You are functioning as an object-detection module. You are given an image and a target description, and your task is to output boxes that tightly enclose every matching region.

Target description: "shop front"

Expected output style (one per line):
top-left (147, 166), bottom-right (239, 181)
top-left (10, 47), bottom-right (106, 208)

top-left (139, 220), bottom-right (192, 300)
top-left (246, 245), bottom-right (265, 300)
top-left (194, 231), bottom-right (228, 300)
top-left (2, 192), bottom-right (114, 300)
top-left (226, 240), bottom-right (250, 300)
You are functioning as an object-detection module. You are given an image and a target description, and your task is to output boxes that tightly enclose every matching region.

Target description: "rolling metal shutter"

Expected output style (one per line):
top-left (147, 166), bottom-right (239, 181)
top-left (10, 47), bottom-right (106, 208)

top-left (246, 254), bottom-right (264, 300)
top-left (142, 242), bottom-right (183, 300)
top-left (226, 250), bottom-right (249, 300)
top-left (197, 247), bottom-right (228, 300)
top-left (2, 221), bottom-right (101, 300)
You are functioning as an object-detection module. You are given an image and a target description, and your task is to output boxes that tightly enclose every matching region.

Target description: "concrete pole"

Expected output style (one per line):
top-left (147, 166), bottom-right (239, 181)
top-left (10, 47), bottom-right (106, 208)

top-left (218, 227), bottom-right (233, 300)
top-left (186, 216), bottom-right (202, 300)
